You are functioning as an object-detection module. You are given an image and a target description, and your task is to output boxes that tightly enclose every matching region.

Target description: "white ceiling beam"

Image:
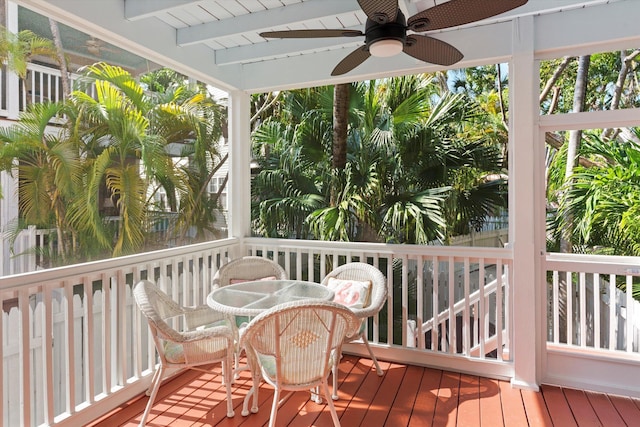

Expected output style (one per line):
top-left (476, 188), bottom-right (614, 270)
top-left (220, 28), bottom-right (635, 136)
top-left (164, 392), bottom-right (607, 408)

top-left (124, 0), bottom-right (199, 21)
top-left (177, 0), bottom-right (361, 46)
top-left (215, 26), bottom-right (364, 65)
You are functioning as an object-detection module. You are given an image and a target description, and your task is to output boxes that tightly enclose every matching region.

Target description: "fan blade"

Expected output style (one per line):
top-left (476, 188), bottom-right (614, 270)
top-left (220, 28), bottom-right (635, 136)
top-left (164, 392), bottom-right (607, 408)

top-left (403, 35), bottom-right (463, 66)
top-left (260, 29), bottom-right (363, 39)
top-left (408, 0), bottom-right (528, 32)
top-left (331, 46), bottom-right (371, 76)
top-left (357, 0), bottom-right (399, 24)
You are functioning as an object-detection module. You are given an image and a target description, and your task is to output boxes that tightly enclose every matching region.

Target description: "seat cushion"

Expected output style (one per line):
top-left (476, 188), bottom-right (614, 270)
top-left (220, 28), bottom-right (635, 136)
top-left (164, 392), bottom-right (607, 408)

top-left (164, 341), bottom-right (186, 364)
top-left (327, 278), bottom-right (372, 309)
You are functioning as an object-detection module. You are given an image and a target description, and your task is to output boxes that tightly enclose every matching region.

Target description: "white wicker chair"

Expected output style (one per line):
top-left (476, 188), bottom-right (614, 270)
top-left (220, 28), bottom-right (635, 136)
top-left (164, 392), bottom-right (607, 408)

top-left (212, 256), bottom-right (288, 371)
top-left (321, 262), bottom-right (388, 399)
top-left (239, 300), bottom-right (360, 427)
top-left (132, 280), bottom-right (235, 426)
top-left (212, 256), bottom-right (288, 288)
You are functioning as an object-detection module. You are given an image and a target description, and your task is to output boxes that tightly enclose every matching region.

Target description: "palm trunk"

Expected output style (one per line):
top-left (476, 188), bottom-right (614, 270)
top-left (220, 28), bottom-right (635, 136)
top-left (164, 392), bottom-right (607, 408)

top-left (331, 83), bottom-right (349, 206)
top-left (561, 55), bottom-right (590, 253)
top-left (49, 19), bottom-right (71, 99)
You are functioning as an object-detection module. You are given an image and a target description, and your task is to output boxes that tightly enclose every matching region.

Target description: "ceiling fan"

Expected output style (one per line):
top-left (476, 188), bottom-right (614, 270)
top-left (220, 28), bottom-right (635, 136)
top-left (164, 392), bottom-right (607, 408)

top-left (84, 37), bottom-right (116, 56)
top-left (260, 0), bottom-right (529, 76)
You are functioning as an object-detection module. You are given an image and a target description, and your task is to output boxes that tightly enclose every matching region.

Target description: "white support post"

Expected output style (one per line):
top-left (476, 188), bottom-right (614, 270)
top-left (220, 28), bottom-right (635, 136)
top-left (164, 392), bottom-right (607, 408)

top-left (509, 15), bottom-right (543, 391)
top-left (227, 90), bottom-right (252, 242)
top-left (6, 1), bottom-right (20, 120)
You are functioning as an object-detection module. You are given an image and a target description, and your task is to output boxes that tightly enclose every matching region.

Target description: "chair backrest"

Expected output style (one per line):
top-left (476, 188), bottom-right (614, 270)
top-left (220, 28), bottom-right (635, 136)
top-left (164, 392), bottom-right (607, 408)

top-left (134, 279), bottom-right (234, 367)
top-left (213, 256), bottom-right (288, 288)
top-left (321, 262), bottom-right (387, 318)
top-left (240, 300), bottom-right (359, 387)
top-left (133, 279), bottom-right (185, 343)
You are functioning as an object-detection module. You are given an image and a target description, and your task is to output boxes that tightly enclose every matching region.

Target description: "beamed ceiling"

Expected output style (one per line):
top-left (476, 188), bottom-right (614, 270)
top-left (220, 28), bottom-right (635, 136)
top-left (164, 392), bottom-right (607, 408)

top-left (12, 0), bottom-right (638, 93)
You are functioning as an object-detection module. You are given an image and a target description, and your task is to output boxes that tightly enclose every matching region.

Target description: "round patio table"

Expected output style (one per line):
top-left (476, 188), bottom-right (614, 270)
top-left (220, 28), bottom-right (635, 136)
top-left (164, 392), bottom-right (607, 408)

top-left (206, 279), bottom-right (334, 317)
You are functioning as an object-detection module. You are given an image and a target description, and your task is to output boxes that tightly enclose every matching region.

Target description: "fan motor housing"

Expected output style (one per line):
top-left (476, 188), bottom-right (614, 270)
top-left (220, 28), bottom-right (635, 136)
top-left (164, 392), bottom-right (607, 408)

top-left (364, 10), bottom-right (407, 48)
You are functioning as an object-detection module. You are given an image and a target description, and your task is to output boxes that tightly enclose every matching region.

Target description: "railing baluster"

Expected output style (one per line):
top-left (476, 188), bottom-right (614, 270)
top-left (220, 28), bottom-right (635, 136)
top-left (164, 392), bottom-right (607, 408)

top-left (580, 272), bottom-right (586, 347)
top-left (463, 257), bottom-right (470, 356)
top-left (416, 255), bottom-right (424, 350)
top-left (626, 275), bottom-right (633, 353)
top-left (448, 256), bottom-right (455, 354)
top-left (593, 273), bottom-right (600, 349)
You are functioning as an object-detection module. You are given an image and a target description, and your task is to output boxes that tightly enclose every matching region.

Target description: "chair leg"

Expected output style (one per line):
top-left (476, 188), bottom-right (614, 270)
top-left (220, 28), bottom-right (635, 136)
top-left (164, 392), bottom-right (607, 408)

top-left (361, 335), bottom-right (383, 376)
top-left (241, 368), bottom-right (260, 416)
top-left (223, 358), bottom-right (235, 418)
top-left (331, 357), bottom-right (339, 400)
top-left (145, 367), bottom-right (161, 396)
top-left (139, 365), bottom-right (164, 426)
top-left (322, 379), bottom-right (342, 427)
top-left (268, 388), bottom-right (280, 427)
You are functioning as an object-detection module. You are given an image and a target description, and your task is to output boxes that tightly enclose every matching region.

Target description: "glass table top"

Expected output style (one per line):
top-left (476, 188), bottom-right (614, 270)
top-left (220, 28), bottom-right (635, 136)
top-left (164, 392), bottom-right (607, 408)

top-left (206, 279), bottom-right (334, 316)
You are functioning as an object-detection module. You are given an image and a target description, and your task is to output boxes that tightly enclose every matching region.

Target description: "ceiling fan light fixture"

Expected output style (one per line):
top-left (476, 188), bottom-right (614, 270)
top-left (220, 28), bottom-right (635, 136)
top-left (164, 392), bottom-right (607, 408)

top-left (369, 39), bottom-right (403, 57)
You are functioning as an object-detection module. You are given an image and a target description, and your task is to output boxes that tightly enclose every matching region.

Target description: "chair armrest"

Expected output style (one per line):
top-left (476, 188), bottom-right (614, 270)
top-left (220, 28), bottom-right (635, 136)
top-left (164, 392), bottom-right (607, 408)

top-left (174, 323), bottom-right (235, 343)
top-left (183, 305), bottom-right (230, 330)
top-left (347, 305), bottom-right (379, 320)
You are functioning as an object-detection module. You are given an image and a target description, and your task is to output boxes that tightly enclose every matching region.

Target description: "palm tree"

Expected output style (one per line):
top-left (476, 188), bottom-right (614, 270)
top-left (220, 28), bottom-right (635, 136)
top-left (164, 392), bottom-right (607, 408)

top-left (0, 101), bottom-right (82, 262)
top-left (0, 26), bottom-right (59, 103)
top-left (554, 133), bottom-right (640, 256)
top-left (252, 74), bottom-right (507, 245)
top-left (70, 63), bottom-right (228, 254)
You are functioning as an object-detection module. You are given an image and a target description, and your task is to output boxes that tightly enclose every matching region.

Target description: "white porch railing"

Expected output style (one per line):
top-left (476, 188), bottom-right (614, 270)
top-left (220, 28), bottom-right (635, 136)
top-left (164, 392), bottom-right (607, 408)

top-left (0, 237), bottom-right (513, 427)
top-left (2, 225), bottom-right (54, 275)
top-left (0, 62), bottom-right (91, 121)
top-left (21, 63), bottom-right (91, 109)
top-left (3, 237), bottom-right (640, 426)
top-left (546, 253), bottom-right (640, 353)
top-left (545, 253), bottom-right (640, 396)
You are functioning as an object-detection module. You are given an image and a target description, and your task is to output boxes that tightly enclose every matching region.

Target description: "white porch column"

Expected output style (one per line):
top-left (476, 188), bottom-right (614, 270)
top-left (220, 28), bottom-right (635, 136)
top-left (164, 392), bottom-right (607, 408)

top-left (227, 90), bottom-right (252, 240)
top-left (1, 2), bottom-right (20, 276)
top-left (6, 1), bottom-right (20, 119)
top-left (508, 15), bottom-right (543, 390)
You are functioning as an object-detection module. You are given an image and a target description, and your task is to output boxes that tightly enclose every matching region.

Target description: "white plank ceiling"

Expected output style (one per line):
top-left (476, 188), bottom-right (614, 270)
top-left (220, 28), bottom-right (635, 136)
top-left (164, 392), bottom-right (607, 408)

top-left (12, 0), bottom-right (637, 93)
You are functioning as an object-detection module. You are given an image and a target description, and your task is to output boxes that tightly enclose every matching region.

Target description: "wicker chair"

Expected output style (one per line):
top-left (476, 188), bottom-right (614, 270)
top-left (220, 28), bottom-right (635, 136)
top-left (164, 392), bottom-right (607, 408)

top-left (239, 300), bottom-right (359, 427)
top-left (212, 256), bottom-right (288, 371)
top-left (212, 256), bottom-right (288, 288)
top-left (132, 280), bottom-right (235, 426)
top-left (321, 262), bottom-right (388, 399)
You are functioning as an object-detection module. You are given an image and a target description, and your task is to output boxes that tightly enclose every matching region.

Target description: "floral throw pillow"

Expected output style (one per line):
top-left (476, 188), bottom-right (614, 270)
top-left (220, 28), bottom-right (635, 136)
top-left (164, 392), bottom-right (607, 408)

top-left (327, 277), bottom-right (372, 309)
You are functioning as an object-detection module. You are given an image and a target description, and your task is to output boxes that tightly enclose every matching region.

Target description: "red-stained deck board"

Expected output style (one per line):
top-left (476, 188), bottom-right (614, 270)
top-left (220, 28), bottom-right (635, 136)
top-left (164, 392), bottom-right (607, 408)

top-left (478, 377), bottom-right (503, 427)
top-left (456, 374), bottom-right (480, 427)
top-left (540, 384), bottom-right (578, 427)
top-left (520, 388), bottom-right (553, 427)
top-left (499, 379), bottom-right (528, 427)
top-left (385, 365), bottom-right (423, 427)
top-left (87, 357), bottom-right (640, 427)
top-left (585, 391), bottom-right (626, 427)
top-left (432, 370), bottom-right (461, 427)
top-left (333, 359), bottom-right (390, 426)
top-left (408, 367), bottom-right (442, 427)
top-left (359, 362), bottom-right (407, 427)
top-left (608, 394), bottom-right (640, 426)
top-left (563, 387), bottom-right (603, 427)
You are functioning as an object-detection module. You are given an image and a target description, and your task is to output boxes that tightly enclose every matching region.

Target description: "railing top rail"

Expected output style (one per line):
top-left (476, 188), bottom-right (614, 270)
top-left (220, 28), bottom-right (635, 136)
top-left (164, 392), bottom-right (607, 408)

top-left (546, 252), bottom-right (640, 276)
top-left (244, 237), bottom-right (513, 260)
top-left (0, 237), bottom-right (240, 291)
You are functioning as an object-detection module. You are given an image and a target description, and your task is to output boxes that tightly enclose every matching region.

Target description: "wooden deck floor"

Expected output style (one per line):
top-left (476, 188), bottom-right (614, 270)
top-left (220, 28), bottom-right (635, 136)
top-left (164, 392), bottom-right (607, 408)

top-left (88, 355), bottom-right (640, 427)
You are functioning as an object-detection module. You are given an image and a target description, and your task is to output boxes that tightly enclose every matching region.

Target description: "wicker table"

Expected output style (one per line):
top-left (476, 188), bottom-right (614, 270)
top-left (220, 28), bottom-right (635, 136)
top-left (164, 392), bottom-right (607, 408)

top-left (207, 279), bottom-right (335, 413)
top-left (206, 279), bottom-right (334, 317)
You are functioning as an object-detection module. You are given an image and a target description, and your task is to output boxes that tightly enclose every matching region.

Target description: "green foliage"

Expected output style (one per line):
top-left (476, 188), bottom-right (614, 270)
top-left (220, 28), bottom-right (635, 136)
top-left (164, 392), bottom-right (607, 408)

top-left (250, 73), bottom-right (508, 244)
top-left (552, 133), bottom-right (640, 256)
top-left (0, 63), bottom-right (226, 264)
